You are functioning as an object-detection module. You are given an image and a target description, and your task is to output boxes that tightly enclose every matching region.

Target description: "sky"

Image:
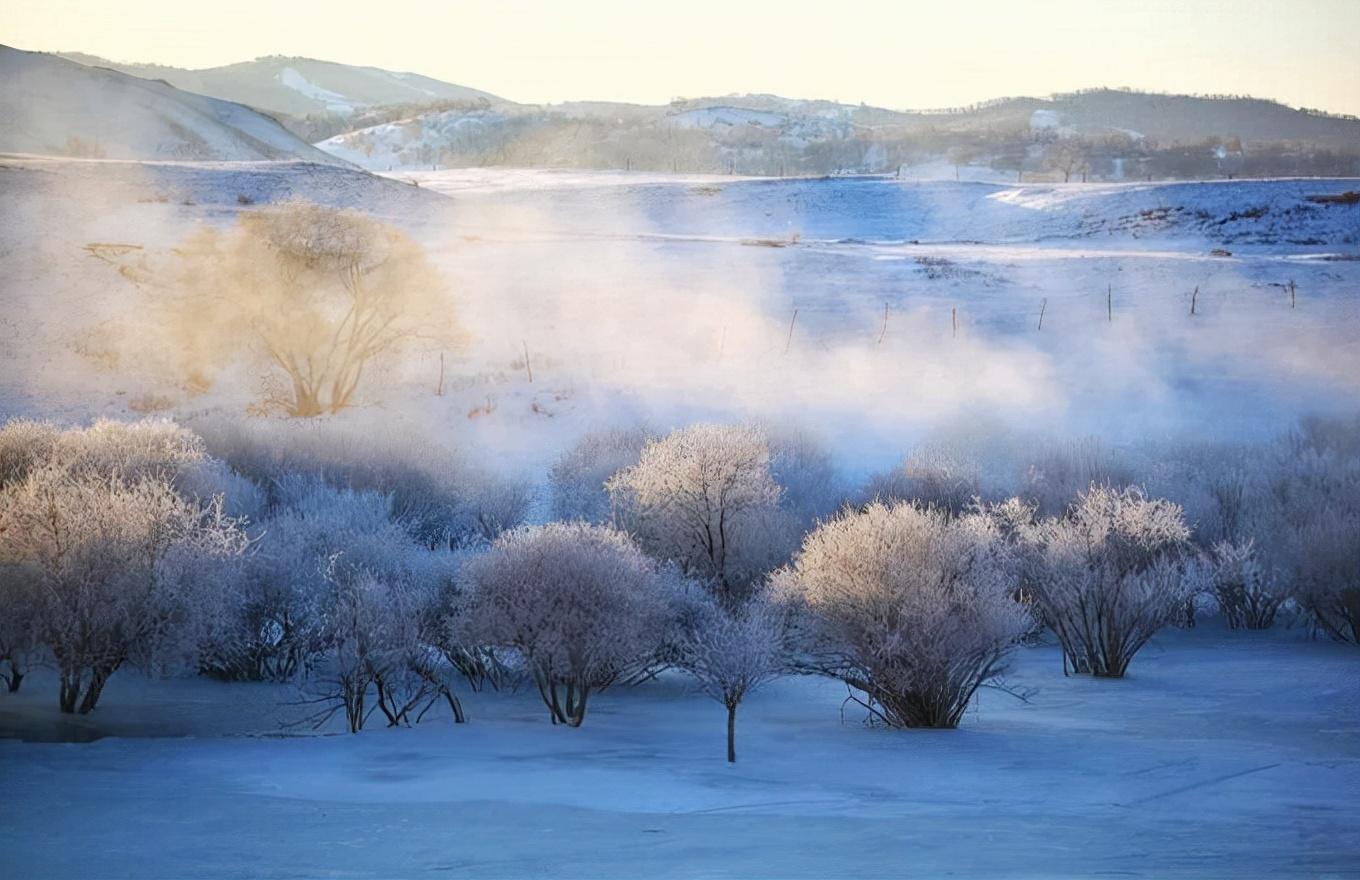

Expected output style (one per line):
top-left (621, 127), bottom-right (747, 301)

top-left (4, 0), bottom-right (1359, 115)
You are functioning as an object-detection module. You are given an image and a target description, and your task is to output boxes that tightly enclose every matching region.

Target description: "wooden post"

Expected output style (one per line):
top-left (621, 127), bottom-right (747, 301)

top-left (522, 340), bottom-right (533, 383)
top-left (878, 302), bottom-right (889, 345)
top-left (1107, 285), bottom-right (1112, 322)
top-left (784, 309), bottom-right (799, 354)
top-left (1037, 298), bottom-right (1047, 330)
top-left (1289, 280), bottom-right (1296, 309)
top-left (1190, 285), bottom-right (1198, 316)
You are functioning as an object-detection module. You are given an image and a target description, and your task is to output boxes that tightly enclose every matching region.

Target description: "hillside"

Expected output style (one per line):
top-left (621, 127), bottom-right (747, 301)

top-left (318, 88), bottom-right (1360, 178)
top-left (0, 46), bottom-right (345, 163)
top-left (59, 52), bottom-right (503, 119)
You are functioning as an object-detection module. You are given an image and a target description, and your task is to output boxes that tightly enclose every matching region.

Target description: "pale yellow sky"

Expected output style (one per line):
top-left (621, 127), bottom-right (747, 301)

top-left (4, 0), bottom-right (1359, 114)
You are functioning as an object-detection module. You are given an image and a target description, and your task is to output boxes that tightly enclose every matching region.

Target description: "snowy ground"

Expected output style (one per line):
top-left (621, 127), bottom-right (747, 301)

top-left (2, 624), bottom-right (1357, 878)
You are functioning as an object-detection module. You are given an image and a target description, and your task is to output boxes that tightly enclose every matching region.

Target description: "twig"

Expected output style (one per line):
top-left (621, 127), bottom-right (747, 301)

top-left (784, 308), bottom-right (799, 354)
top-left (1037, 297), bottom-right (1047, 330)
top-left (522, 340), bottom-right (533, 383)
top-left (877, 302), bottom-right (889, 344)
top-left (1190, 285), bottom-right (1198, 317)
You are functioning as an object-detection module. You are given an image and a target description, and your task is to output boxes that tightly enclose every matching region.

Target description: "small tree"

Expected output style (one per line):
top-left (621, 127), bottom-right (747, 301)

top-left (607, 424), bottom-right (783, 597)
top-left (459, 523), bottom-right (673, 726)
top-left (677, 592), bottom-right (785, 762)
top-left (1025, 486), bottom-right (1204, 677)
top-left (774, 502), bottom-right (1030, 729)
top-left (166, 202), bottom-right (465, 416)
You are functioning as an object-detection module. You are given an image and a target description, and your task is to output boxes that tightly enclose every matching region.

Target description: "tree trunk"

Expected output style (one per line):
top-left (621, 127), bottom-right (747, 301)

top-left (77, 665), bottom-right (116, 714)
top-left (2, 658), bottom-right (22, 693)
top-left (726, 702), bottom-right (737, 763)
top-left (58, 670), bottom-right (81, 714)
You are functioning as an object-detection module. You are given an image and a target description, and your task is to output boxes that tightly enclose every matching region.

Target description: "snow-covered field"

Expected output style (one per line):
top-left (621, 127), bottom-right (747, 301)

top-left (2, 160), bottom-right (1359, 877)
top-left (2, 625), bottom-right (1357, 878)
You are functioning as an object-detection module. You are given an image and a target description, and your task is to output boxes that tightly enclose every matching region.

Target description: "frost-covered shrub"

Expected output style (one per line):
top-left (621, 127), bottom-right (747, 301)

top-left (193, 417), bottom-right (531, 548)
top-left (1211, 539), bottom-right (1286, 630)
top-left (0, 418), bottom-right (60, 486)
top-left (548, 426), bottom-right (651, 523)
top-left (1025, 486), bottom-right (1204, 677)
top-left (676, 591), bottom-right (786, 762)
top-left (302, 566), bottom-right (461, 733)
top-left (459, 523), bottom-right (675, 726)
top-left (0, 465), bottom-right (246, 712)
top-left (773, 502), bottom-right (1030, 729)
top-left (1291, 513), bottom-right (1360, 644)
top-left (205, 480), bottom-right (457, 683)
top-left (607, 423), bottom-right (785, 597)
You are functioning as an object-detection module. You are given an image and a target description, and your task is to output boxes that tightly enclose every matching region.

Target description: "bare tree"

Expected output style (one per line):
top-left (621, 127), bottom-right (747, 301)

top-left (164, 202), bottom-right (466, 416)
top-left (459, 523), bottom-right (674, 726)
top-left (676, 591), bottom-right (786, 762)
top-left (1043, 140), bottom-right (1092, 183)
top-left (773, 502), bottom-right (1030, 729)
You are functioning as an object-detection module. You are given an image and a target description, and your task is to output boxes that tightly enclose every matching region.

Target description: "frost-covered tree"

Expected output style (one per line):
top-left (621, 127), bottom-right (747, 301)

top-left (164, 202), bottom-right (466, 416)
top-left (607, 424), bottom-right (783, 597)
top-left (1024, 486), bottom-right (1204, 677)
top-left (0, 466), bottom-right (246, 712)
top-left (301, 566), bottom-right (460, 733)
top-left (459, 523), bottom-right (674, 726)
top-left (773, 502), bottom-right (1030, 729)
top-left (1211, 539), bottom-right (1286, 630)
top-left (549, 426), bottom-right (651, 523)
top-left (676, 592), bottom-right (786, 762)
top-left (205, 480), bottom-right (458, 685)
top-left (1291, 514), bottom-right (1360, 644)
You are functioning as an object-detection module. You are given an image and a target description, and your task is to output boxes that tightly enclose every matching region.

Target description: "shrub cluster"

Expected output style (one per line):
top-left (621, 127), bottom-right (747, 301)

top-left (2, 414), bottom-right (1356, 761)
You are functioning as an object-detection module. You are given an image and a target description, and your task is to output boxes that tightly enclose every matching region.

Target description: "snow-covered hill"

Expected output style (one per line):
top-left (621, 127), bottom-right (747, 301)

top-left (0, 46), bottom-right (346, 164)
top-left (58, 52), bottom-right (502, 119)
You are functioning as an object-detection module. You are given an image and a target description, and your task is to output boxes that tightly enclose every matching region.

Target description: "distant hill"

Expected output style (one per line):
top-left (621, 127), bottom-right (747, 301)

top-left (0, 46), bottom-right (346, 163)
top-left (318, 88), bottom-right (1360, 178)
top-left (58, 52), bottom-right (503, 119)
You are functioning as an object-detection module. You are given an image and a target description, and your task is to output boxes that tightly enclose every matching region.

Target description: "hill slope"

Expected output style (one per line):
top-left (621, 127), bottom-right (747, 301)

top-left (59, 52), bottom-right (502, 118)
top-left (1, 46), bottom-right (346, 163)
top-left (317, 88), bottom-right (1360, 177)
